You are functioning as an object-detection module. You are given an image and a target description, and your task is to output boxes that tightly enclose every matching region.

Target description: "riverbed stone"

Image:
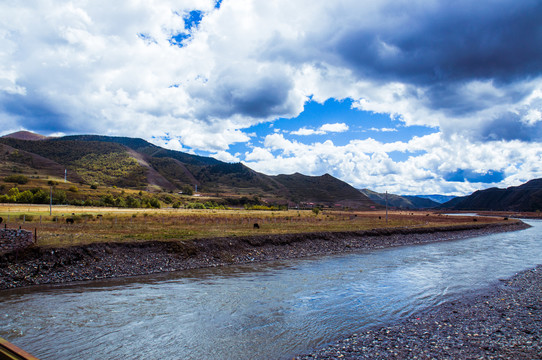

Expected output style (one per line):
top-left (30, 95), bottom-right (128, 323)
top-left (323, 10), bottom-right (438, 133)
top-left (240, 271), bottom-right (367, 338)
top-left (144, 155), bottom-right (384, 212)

top-left (0, 228), bottom-right (33, 254)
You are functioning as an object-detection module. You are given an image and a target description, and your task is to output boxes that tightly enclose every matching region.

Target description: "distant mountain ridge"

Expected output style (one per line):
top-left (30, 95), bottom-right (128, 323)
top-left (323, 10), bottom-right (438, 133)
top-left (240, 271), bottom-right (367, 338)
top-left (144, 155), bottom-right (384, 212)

top-left (0, 132), bottom-right (374, 208)
top-left (440, 178), bottom-right (542, 212)
top-left (2, 130), bottom-right (50, 141)
top-left (360, 189), bottom-right (440, 209)
top-left (414, 194), bottom-right (456, 204)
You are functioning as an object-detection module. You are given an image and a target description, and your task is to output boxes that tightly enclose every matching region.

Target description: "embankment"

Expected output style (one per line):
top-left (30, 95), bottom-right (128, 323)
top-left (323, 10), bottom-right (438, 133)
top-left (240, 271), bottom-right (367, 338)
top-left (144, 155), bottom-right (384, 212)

top-left (0, 221), bottom-right (528, 290)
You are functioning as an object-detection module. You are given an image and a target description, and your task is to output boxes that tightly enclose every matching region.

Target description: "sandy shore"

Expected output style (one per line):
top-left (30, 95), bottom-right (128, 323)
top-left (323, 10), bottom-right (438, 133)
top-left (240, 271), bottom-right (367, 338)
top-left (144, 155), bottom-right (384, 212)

top-left (296, 265), bottom-right (542, 359)
top-left (0, 221), bottom-right (527, 290)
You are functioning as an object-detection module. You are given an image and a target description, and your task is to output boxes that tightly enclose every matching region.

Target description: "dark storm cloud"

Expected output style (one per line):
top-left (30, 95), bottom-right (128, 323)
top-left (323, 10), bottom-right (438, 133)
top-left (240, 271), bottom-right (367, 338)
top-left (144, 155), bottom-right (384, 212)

top-left (423, 82), bottom-right (530, 117)
top-left (191, 69), bottom-right (297, 120)
top-left (480, 112), bottom-right (542, 141)
top-left (334, 1), bottom-right (542, 85)
top-left (0, 93), bottom-right (70, 134)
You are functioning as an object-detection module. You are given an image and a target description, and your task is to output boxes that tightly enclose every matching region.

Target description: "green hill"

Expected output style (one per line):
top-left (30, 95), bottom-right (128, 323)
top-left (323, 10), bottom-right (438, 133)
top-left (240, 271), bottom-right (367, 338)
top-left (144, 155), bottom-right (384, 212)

top-left (0, 133), bottom-right (375, 208)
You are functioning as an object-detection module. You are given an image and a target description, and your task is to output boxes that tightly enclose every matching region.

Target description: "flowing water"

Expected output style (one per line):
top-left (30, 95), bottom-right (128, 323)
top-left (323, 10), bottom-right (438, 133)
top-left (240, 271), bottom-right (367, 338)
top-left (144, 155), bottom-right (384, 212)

top-left (1, 220), bottom-right (541, 359)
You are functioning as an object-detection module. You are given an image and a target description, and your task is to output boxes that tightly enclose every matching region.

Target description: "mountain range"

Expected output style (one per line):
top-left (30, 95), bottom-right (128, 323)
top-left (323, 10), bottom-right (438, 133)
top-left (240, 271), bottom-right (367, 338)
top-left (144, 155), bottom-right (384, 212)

top-left (440, 178), bottom-right (542, 212)
top-left (359, 189), bottom-right (441, 209)
top-left (0, 131), bottom-right (373, 208)
top-left (2, 131), bottom-right (540, 212)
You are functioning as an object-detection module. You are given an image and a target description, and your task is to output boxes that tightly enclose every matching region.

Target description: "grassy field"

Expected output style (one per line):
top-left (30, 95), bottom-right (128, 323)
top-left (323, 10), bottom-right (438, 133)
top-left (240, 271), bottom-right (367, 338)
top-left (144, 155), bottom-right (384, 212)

top-left (0, 204), bottom-right (510, 248)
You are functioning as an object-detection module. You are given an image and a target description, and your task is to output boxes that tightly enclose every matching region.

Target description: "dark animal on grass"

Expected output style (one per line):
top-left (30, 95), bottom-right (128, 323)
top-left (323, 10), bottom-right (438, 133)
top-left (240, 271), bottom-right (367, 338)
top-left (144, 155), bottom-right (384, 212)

top-left (0, 217), bottom-right (3, 225)
top-left (253, 223), bottom-right (260, 229)
top-left (66, 218), bottom-right (75, 224)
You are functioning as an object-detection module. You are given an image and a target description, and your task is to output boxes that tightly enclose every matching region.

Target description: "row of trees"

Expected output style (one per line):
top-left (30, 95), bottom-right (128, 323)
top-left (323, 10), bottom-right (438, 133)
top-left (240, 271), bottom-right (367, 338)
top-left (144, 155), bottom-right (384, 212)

top-left (0, 187), bottom-right (162, 208)
top-left (0, 187), bottom-right (58, 204)
top-left (0, 186), bottom-right (289, 211)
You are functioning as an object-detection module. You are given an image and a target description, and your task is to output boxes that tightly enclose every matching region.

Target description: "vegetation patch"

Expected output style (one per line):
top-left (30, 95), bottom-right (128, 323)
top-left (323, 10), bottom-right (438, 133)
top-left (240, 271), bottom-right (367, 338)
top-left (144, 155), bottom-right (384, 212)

top-left (73, 152), bottom-right (147, 187)
top-left (3, 174), bottom-right (29, 184)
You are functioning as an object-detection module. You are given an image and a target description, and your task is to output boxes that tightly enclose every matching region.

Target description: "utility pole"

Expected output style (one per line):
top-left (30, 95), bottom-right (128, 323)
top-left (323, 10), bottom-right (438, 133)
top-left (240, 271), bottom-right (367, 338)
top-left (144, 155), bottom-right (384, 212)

top-left (385, 191), bottom-right (388, 224)
top-left (49, 186), bottom-right (52, 216)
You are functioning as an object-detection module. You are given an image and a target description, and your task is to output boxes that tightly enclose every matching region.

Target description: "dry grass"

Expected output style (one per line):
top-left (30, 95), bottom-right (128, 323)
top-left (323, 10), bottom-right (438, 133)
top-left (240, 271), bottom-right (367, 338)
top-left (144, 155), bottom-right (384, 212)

top-left (0, 204), bottom-right (510, 248)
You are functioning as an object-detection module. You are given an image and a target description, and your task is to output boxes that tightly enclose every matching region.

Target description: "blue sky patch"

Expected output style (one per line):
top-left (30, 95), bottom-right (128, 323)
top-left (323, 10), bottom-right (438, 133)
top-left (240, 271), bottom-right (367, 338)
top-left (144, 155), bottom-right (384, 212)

top-left (169, 10), bottom-right (205, 47)
top-left (444, 169), bottom-right (505, 183)
top-left (184, 10), bottom-right (203, 30)
top-left (236, 98), bottom-right (437, 149)
top-left (169, 33), bottom-right (191, 47)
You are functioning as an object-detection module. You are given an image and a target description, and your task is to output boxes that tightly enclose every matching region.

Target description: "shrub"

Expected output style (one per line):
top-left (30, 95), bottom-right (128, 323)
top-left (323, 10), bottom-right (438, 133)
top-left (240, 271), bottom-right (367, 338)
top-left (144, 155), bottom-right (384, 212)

top-left (186, 202), bottom-right (205, 209)
top-left (115, 197), bottom-right (126, 208)
top-left (125, 196), bottom-right (141, 208)
top-left (4, 174), bottom-right (28, 184)
top-left (68, 186), bottom-right (79, 192)
top-left (81, 214), bottom-right (94, 221)
top-left (83, 199), bottom-right (95, 206)
top-left (101, 194), bottom-right (115, 206)
top-left (149, 197), bottom-right (161, 208)
top-left (90, 184), bottom-right (98, 189)
top-left (172, 201), bottom-right (181, 209)
top-left (19, 214), bottom-right (34, 221)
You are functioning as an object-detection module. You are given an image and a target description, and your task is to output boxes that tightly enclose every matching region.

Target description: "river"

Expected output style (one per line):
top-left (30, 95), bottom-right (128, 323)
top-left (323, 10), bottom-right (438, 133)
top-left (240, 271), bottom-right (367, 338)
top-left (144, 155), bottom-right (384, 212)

top-left (1, 220), bottom-right (541, 359)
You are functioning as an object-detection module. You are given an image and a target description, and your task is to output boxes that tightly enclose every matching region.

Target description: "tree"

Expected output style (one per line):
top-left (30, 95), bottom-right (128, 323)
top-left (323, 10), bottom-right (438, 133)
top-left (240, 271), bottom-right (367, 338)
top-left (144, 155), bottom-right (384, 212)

top-left (181, 184), bottom-right (194, 195)
top-left (18, 190), bottom-right (34, 203)
top-left (32, 189), bottom-right (49, 204)
top-left (53, 190), bottom-right (67, 204)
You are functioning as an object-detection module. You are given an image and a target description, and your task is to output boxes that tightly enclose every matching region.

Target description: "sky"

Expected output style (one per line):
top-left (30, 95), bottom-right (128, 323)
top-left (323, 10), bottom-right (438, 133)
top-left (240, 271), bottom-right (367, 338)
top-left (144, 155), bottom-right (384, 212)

top-left (1, 0), bottom-right (541, 195)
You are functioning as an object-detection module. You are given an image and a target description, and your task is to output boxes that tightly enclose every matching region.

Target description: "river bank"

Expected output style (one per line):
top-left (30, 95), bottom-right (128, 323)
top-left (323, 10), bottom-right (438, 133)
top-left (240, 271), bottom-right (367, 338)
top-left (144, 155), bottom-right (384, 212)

top-left (0, 221), bottom-right (528, 290)
top-left (297, 264), bottom-right (542, 359)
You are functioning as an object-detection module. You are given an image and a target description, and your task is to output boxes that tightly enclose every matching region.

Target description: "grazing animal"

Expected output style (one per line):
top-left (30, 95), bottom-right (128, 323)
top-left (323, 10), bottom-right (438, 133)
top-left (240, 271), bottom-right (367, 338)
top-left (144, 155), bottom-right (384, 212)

top-left (253, 223), bottom-right (260, 229)
top-left (66, 218), bottom-right (75, 224)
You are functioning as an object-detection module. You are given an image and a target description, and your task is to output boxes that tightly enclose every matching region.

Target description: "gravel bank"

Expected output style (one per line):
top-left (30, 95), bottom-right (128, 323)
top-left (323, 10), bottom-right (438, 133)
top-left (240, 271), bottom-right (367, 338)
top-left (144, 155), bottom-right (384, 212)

top-left (0, 221), bottom-right (528, 290)
top-left (297, 265), bottom-right (542, 360)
